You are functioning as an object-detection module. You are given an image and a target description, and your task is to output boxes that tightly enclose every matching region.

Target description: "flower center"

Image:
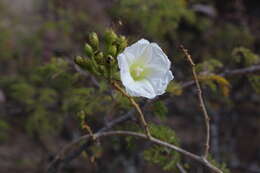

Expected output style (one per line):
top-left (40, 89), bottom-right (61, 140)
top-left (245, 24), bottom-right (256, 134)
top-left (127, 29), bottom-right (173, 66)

top-left (130, 63), bottom-right (150, 81)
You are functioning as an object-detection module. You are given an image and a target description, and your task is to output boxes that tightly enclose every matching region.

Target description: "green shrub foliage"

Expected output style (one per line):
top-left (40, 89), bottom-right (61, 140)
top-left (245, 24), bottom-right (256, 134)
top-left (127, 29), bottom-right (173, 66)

top-left (143, 124), bottom-right (180, 171)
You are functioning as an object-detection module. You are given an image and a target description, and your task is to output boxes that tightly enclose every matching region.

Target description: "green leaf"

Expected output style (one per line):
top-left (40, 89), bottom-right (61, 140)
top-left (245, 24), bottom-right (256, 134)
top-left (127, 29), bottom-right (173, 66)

top-left (0, 119), bottom-right (10, 142)
top-left (10, 82), bottom-right (35, 105)
top-left (208, 155), bottom-right (231, 173)
top-left (143, 124), bottom-right (181, 171)
top-left (249, 75), bottom-right (260, 93)
top-left (232, 47), bottom-right (260, 66)
top-left (152, 101), bottom-right (168, 121)
top-left (167, 81), bottom-right (183, 96)
top-left (196, 59), bottom-right (223, 73)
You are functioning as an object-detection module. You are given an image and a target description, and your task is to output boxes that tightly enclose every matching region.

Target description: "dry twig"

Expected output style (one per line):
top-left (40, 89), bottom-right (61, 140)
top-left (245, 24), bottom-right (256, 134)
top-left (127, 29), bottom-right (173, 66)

top-left (50, 130), bottom-right (223, 173)
top-left (177, 163), bottom-right (187, 173)
top-left (180, 45), bottom-right (210, 159)
top-left (82, 121), bottom-right (96, 141)
top-left (181, 64), bottom-right (260, 89)
top-left (111, 81), bottom-right (152, 139)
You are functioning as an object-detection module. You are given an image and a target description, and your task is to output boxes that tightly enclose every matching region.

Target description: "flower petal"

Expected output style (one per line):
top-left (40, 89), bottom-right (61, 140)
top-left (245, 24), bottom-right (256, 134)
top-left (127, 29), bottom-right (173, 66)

top-left (125, 80), bottom-right (156, 99)
top-left (117, 53), bottom-right (135, 86)
top-left (122, 39), bottom-right (151, 64)
top-left (146, 70), bottom-right (174, 95)
top-left (137, 39), bottom-right (150, 44)
top-left (147, 43), bottom-right (171, 70)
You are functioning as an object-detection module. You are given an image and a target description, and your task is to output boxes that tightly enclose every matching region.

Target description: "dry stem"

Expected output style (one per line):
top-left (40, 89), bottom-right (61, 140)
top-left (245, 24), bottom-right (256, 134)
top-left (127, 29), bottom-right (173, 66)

top-left (177, 163), bottom-right (187, 173)
top-left (49, 130), bottom-right (223, 173)
top-left (82, 122), bottom-right (96, 141)
top-left (180, 45), bottom-right (210, 159)
top-left (111, 81), bottom-right (152, 139)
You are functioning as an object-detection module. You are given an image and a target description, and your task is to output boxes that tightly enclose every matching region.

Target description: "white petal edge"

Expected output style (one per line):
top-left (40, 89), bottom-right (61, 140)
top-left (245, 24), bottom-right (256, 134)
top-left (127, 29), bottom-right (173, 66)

top-left (125, 80), bottom-right (157, 99)
top-left (137, 38), bottom-right (150, 44)
top-left (146, 70), bottom-right (174, 96)
top-left (149, 43), bottom-right (171, 70)
top-left (121, 39), bottom-right (150, 64)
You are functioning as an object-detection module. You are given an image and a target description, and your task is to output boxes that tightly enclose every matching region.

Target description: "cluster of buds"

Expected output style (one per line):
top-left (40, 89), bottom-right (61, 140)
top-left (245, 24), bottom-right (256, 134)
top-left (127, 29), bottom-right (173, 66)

top-left (74, 29), bottom-right (128, 81)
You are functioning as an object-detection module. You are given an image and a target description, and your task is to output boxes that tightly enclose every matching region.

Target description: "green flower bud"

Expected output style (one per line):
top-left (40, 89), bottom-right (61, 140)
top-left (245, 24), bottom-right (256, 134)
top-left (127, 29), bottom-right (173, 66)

top-left (106, 55), bottom-right (115, 65)
top-left (107, 45), bottom-right (117, 57)
top-left (104, 29), bottom-right (117, 44)
top-left (74, 56), bottom-right (93, 72)
top-left (74, 56), bottom-right (84, 65)
top-left (95, 52), bottom-right (104, 64)
top-left (84, 43), bottom-right (93, 57)
top-left (97, 65), bottom-right (106, 75)
top-left (117, 36), bottom-right (128, 52)
top-left (89, 32), bottom-right (99, 49)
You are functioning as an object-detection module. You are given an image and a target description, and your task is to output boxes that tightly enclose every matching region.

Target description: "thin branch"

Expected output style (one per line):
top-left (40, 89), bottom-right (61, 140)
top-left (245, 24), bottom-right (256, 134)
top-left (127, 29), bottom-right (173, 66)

top-left (220, 63), bottom-right (260, 76)
top-left (99, 109), bottom-right (135, 132)
top-left (180, 45), bottom-right (210, 159)
top-left (82, 121), bottom-right (97, 141)
top-left (181, 64), bottom-right (260, 89)
top-left (50, 130), bottom-right (223, 173)
top-left (111, 81), bottom-right (152, 139)
top-left (177, 163), bottom-right (187, 173)
top-left (47, 140), bottom-right (93, 173)
top-left (47, 107), bottom-right (139, 173)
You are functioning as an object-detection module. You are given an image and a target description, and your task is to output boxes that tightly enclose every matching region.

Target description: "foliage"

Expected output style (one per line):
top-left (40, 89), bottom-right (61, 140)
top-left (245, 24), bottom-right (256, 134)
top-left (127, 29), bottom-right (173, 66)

top-left (0, 119), bottom-right (10, 142)
top-left (200, 75), bottom-right (231, 96)
top-left (208, 155), bottom-right (231, 173)
top-left (232, 47), bottom-right (260, 66)
top-left (0, 27), bottom-right (14, 61)
top-left (0, 58), bottom-right (111, 136)
top-left (249, 76), bottom-right (260, 94)
top-left (111, 0), bottom-right (195, 39)
top-left (152, 101), bottom-right (168, 121)
top-left (143, 124), bottom-right (180, 171)
top-left (167, 81), bottom-right (183, 96)
top-left (196, 59), bottom-right (223, 73)
top-left (232, 47), bottom-right (260, 93)
top-left (9, 81), bottom-right (36, 106)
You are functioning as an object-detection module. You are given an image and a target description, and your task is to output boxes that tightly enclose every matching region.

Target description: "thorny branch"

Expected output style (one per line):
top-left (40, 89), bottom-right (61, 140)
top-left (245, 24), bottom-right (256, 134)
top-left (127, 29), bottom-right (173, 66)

top-left (177, 163), bottom-right (187, 173)
top-left (49, 130), bottom-right (223, 173)
top-left (48, 62), bottom-right (260, 173)
top-left (111, 81), bottom-right (152, 139)
top-left (180, 45), bottom-right (210, 158)
top-left (181, 64), bottom-right (260, 89)
top-left (81, 120), bottom-right (96, 141)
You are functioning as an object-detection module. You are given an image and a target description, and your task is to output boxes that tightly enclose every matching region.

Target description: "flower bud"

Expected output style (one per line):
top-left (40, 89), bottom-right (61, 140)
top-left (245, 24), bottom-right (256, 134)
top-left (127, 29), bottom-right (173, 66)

top-left (84, 43), bottom-right (93, 57)
top-left (97, 65), bottom-right (106, 75)
top-left (104, 29), bottom-right (117, 44)
top-left (107, 45), bottom-right (117, 57)
top-left (74, 56), bottom-right (84, 65)
top-left (117, 36), bottom-right (128, 52)
top-left (106, 55), bottom-right (115, 65)
top-left (95, 52), bottom-right (104, 64)
top-left (74, 56), bottom-right (93, 72)
top-left (89, 32), bottom-right (99, 49)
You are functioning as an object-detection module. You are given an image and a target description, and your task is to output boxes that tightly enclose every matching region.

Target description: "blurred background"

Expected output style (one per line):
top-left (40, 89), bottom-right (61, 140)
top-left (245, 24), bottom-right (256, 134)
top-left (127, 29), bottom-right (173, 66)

top-left (0, 0), bottom-right (260, 172)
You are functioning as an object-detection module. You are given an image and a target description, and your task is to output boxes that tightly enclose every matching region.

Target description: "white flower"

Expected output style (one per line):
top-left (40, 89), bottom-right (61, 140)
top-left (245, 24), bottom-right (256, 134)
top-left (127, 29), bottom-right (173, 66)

top-left (117, 39), bottom-right (174, 99)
